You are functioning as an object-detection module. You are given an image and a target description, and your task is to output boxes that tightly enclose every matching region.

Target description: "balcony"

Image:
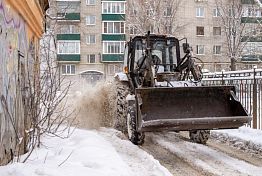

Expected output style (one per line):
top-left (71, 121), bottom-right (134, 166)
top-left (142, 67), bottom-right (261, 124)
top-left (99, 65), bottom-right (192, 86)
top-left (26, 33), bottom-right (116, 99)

top-left (102, 14), bottom-right (125, 21)
top-left (241, 36), bottom-right (262, 42)
top-left (57, 34), bottom-right (80, 40)
top-left (102, 34), bottom-right (126, 41)
top-left (57, 13), bottom-right (80, 21)
top-left (102, 54), bottom-right (124, 62)
top-left (241, 0), bottom-right (257, 4)
top-left (242, 55), bottom-right (262, 62)
top-left (57, 54), bottom-right (80, 62)
top-left (241, 17), bottom-right (262, 23)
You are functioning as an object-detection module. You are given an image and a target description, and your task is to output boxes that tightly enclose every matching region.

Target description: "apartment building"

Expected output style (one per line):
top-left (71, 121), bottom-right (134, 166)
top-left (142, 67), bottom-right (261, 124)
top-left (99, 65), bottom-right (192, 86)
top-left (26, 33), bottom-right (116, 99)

top-left (54, 0), bottom-right (262, 88)
top-left (55, 0), bottom-right (125, 89)
top-left (241, 0), bottom-right (262, 65)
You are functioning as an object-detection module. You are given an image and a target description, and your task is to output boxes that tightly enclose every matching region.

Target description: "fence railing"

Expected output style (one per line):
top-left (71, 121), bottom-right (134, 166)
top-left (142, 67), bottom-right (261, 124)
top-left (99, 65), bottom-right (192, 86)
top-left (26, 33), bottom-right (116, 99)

top-left (202, 69), bottom-right (262, 130)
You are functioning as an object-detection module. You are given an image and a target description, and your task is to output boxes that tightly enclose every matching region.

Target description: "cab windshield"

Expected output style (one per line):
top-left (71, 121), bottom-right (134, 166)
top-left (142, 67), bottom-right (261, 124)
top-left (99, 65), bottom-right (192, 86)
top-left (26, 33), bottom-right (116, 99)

top-left (133, 39), bottom-right (177, 72)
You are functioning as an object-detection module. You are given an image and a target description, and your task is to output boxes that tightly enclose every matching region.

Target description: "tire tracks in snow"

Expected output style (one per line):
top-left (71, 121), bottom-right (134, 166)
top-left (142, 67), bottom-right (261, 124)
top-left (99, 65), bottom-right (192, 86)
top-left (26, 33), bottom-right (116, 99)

top-left (178, 132), bottom-right (262, 167)
top-left (147, 132), bottom-right (262, 176)
top-left (142, 135), bottom-right (213, 176)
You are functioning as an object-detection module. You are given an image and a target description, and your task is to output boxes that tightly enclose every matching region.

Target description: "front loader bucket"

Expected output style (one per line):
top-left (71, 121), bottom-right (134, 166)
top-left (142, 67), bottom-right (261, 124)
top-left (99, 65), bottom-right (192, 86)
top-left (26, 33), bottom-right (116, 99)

top-left (135, 86), bottom-right (251, 132)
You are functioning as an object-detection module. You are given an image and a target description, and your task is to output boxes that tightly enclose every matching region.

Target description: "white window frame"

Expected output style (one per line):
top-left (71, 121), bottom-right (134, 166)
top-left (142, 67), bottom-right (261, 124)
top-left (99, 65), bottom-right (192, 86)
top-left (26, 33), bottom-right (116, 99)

top-left (213, 8), bottom-right (220, 17)
top-left (103, 21), bottom-right (125, 34)
top-left (103, 41), bottom-right (125, 54)
top-left (164, 6), bottom-right (172, 17)
top-left (86, 15), bottom-right (96, 25)
top-left (196, 7), bottom-right (204, 17)
top-left (196, 45), bottom-right (205, 55)
top-left (58, 25), bottom-right (79, 34)
top-left (213, 45), bottom-right (222, 55)
top-left (86, 0), bottom-right (96, 5)
top-left (57, 41), bottom-right (80, 54)
top-left (87, 54), bottom-right (96, 63)
top-left (61, 64), bottom-right (76, 75)
top-left (86, 34), bottom-right (96, 44)
top-left (102, 2), bottom-right (125, 14)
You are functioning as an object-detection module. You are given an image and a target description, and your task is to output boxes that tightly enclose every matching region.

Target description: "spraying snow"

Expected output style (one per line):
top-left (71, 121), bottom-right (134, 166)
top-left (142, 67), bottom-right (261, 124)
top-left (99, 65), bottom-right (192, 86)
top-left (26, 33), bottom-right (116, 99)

top-left (69, 80), bottom-right (117, 129)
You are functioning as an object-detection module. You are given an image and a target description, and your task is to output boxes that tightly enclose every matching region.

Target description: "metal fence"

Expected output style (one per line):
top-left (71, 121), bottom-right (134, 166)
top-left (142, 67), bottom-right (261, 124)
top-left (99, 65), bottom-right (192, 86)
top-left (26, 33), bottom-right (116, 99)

top-left (202, 69), bottom-right (262, 130)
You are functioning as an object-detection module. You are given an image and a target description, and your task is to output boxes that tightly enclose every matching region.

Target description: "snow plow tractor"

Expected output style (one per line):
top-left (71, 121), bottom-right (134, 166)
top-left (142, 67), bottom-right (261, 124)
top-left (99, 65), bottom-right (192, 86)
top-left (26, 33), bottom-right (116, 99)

top-left (114, 32), bottom-right (251, 145)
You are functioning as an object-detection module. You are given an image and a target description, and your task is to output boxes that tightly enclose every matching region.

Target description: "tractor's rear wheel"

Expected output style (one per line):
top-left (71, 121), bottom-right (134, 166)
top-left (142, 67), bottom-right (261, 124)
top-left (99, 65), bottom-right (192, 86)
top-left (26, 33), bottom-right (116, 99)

top-left (127, 103), bottom-right (145, 145)
top-left (189, 130), bottom-right (210, 144)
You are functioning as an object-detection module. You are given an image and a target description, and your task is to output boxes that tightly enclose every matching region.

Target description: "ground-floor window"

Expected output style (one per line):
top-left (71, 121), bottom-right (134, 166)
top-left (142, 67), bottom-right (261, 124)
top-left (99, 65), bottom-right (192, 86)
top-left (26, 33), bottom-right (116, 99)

top-left (61, 64), bottom-right (76, 75)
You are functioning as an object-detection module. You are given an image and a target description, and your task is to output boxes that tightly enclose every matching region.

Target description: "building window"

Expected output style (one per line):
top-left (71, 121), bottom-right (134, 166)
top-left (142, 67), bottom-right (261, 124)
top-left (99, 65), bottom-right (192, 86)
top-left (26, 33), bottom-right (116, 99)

top-left (103, 22), bottom-right (125, 34)
top-left (62, 64), bottom-right (76, 75)
top-left (129, 26), bottom-right (139, 35)
top-left (165, 25), bottom-right (172, 34)
top-left (58, 25), bottom-right (79, 34)
top-left (86, 35), bottom-right (96, 44)
top-left (164, 7), bottom-right (172, 17)
top-left (196, 45), bottom-right (205, 55)
top-left (58, 41), bottom-right (80, 54)
top-left (57, 1), bottom-right (80, 13)
top-left (196, 7), bottom-right (204, 17)
top-left (228, 8), bottom-right (234, 17)
top-left (129, 7), bottom-right (138, 16)
top-left (108, 64), bottom-right (122, 75)
top-left (102, 2), bottom-right (125, 14)
top-left (87, 54), bottom-right (96, 63)
top-left (147, 9), bottom-right (155, 17)
top-left (103, 41), bottom-right (125, 54)
top-left (196, 26), bottom-right (204, 36)
top-left (213, 27), bottom-right (221, 35)
top-left (86, 15), bottom-right (96, 25)
top-left (213, 45), bottom-right (222, 55)
top-left (86, 0), bottom-right (95, 5)
top-left (213, 8), bottom-right (220, 17)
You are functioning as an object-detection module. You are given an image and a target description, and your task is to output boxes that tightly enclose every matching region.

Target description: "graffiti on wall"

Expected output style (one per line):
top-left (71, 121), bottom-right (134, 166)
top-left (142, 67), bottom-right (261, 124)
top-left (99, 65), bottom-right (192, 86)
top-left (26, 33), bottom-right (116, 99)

top-left (0, 0), bottom-right (32, 164)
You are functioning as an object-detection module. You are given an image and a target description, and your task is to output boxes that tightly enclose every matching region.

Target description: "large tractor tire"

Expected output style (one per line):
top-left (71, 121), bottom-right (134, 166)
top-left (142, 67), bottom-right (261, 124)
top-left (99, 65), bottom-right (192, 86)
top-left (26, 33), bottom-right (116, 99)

top-left (189, 130), bottom-right (210, 144)
top-left (115, 81), bottom-right (130, 132)
top-left (127, 103), bottom-right (145, 145)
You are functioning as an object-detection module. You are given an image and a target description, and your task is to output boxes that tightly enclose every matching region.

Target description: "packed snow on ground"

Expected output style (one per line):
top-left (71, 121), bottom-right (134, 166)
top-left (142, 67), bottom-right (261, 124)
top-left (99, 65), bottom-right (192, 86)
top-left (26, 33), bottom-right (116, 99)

top-left (211, 126), bottom-right (262, 152)
top-left (0, 128), bottom-right (172, 176)
top-left (153, 132), bottom-right (262, 176)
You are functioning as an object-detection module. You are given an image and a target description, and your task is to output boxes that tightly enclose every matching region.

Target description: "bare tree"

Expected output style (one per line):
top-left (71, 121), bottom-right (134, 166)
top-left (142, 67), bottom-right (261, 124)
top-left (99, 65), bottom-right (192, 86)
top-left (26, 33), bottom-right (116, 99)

top-left (216, 0), bottom-right (261, 70)
top-left (20, 4), bottom-right (77, 162)
top-left (126, 0), bottom-right (183, 36)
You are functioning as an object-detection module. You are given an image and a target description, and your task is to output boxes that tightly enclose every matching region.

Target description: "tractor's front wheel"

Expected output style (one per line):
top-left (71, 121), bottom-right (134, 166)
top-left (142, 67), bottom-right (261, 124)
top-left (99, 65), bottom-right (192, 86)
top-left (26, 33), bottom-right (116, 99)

top-left (189, 130), bottom-right (210, 144)
top-left (127, 103), bottom-right (144, 145)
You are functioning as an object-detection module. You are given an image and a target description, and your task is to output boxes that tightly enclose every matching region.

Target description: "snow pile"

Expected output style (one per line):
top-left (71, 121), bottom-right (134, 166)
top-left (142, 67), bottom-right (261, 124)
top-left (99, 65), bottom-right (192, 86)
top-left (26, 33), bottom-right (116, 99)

top-left (211, 126), bottom-right (262, 154)
top-left (0, 128), bottom-right (172, 176)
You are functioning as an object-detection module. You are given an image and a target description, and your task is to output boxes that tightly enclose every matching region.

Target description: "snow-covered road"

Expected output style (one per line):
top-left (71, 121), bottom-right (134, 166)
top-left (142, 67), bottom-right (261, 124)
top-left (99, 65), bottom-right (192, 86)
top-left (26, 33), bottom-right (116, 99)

top-left (0, 127), bottom-right (261, 176)
top-left (145, 131), bottom-right (262, 176)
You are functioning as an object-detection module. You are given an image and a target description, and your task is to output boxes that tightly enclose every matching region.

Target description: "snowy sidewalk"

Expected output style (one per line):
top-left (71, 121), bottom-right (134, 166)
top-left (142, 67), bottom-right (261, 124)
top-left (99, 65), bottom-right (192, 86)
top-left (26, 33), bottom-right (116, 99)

top-left (0, 128), bottom-right (172, 176)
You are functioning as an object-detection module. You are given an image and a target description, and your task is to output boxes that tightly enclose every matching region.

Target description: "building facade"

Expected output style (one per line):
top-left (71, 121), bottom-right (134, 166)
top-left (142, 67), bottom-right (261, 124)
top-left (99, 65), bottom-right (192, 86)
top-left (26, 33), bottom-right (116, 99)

top-left (55, 0), bottom-right (125, 90)
top-left (241, 0), bottom-right (262, 65)
top-left (0, 0), bottom-right (49, 165)
top-left (54, 0), bottom-right (262, 89)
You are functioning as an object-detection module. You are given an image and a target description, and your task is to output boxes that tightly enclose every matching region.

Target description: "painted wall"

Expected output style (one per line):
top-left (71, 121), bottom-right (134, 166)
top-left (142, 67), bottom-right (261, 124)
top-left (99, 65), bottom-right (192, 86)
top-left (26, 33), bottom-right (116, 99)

top-left (0, 0), bottom-right (46, 165)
